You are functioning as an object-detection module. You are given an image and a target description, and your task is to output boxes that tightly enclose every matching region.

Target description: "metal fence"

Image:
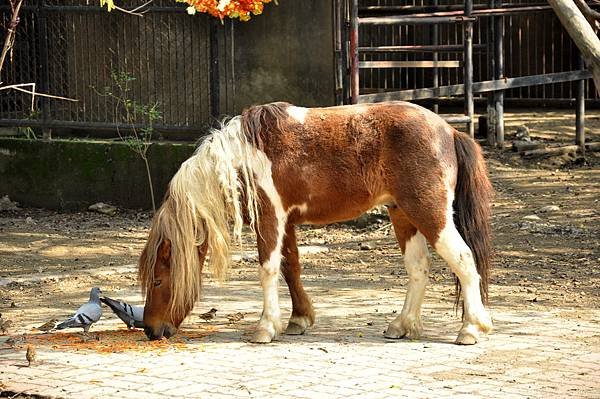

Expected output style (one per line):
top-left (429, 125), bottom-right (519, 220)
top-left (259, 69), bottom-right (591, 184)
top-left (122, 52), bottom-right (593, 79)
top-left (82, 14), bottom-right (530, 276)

top-left (1, 0), bottom-right (213, 136)
top-left (1, 0), bottom-right (597, 137)
top-left (357, 0), bottom-right (598, 102)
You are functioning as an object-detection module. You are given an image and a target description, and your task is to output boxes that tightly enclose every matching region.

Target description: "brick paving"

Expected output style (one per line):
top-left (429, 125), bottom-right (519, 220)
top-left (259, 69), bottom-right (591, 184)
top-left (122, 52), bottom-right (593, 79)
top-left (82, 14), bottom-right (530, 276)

top-left (1, 276), bottom-right (599, 399)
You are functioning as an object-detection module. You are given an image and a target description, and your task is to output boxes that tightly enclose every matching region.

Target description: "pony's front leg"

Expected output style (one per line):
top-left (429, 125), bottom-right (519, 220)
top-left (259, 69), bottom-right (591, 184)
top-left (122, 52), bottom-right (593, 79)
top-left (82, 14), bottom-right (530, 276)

top-left (252, 203), bottom-right (286, 344)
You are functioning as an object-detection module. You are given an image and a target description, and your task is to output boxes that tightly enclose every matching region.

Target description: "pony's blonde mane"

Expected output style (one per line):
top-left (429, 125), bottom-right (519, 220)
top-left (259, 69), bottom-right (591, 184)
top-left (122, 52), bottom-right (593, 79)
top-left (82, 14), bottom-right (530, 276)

top-left (139, 115), bottom-right (268, 319)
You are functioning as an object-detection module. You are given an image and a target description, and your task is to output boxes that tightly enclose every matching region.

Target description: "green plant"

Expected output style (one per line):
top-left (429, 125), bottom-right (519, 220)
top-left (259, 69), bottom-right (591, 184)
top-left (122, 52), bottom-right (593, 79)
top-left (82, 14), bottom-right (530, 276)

top-left (95, 71), bottom-right (161, 213)
top-left (17, 126), bottom-right (36, 139)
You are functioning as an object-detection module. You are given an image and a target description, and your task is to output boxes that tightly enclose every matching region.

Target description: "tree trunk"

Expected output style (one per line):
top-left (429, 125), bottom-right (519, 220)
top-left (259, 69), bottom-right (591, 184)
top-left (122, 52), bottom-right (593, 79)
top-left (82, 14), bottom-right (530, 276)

top-left (548, 0), bottom-right (600, 95)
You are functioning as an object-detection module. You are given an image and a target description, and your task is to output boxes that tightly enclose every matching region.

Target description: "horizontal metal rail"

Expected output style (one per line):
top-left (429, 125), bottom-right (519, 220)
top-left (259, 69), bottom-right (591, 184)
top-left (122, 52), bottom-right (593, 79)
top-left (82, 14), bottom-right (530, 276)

top-left (359, 60), bottom-right (461, 68)
top-left (0, 4), bottom-right (187, 13)
top-left (359, 2), bottom-right (550, 14)
top-left (358, 4), bottom-right (591, 25)
top-left (0, 119), bottom-right (205, 134)
top-left (359, 15), bottom-right (476, 25)
top-left (358, 70), bottom-right (593, 103)
top-left (359, 44), bottom-right (486, 53)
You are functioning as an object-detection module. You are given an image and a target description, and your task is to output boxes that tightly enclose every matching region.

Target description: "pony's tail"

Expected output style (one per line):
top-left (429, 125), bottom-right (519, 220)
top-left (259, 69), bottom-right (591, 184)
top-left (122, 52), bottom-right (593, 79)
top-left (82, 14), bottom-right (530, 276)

top-left (452, 130), bottom-right (494, 306)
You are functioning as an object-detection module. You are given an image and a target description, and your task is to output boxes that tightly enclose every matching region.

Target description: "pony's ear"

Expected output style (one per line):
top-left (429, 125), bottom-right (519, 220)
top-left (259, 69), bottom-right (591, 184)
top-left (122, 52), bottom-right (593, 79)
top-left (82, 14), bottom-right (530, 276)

top-left (158, 239), bottom-right (171, 260)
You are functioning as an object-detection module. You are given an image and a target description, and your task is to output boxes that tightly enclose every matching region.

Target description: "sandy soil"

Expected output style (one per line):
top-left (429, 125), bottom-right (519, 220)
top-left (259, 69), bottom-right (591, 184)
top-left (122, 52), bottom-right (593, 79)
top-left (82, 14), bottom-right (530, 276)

top-left (0, 110), bottom-right (599, 345)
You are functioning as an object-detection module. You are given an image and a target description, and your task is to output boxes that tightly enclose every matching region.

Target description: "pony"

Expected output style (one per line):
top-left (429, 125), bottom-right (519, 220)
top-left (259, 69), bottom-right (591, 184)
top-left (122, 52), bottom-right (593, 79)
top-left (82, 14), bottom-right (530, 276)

top-left (139, 101), bottom-right (493, 345)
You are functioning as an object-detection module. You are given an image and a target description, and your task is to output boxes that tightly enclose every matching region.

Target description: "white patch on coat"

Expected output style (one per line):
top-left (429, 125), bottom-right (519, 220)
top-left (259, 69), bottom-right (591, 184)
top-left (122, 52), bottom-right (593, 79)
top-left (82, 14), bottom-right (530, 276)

top-left (288, 203), bottom-right (308, 215)
top-left (287, 106), bottom-right (309, 125)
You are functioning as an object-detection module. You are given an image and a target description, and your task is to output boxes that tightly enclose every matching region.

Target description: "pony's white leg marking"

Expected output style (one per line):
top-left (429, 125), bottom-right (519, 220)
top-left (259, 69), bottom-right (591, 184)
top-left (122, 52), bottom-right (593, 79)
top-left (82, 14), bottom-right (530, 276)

top-left (251, 149), bottom-right (288, 344)
top-left (385, 232), bottom-right (430, 339)
top-left (434, 222), bottom-right (493, 345)
top-left (253, 221), bottom-right (286, 343)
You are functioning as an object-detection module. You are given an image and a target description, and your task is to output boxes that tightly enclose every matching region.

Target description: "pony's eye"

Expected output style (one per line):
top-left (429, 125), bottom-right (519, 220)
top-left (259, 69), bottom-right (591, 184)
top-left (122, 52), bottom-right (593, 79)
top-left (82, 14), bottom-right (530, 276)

top-left (153, 280), bottom-right (162, 287)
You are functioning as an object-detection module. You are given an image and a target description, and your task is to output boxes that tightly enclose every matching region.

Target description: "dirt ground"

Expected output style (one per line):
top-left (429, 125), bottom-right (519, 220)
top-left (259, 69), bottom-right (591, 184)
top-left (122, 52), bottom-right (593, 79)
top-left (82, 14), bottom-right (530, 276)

top-left (0, 110), bottom-right (599, 388)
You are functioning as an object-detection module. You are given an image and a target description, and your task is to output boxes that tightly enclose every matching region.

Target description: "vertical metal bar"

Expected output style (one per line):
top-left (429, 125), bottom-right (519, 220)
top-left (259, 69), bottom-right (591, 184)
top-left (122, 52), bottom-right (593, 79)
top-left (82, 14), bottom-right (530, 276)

top-left (464, 0), bottom-right (474, 137)
top-left (576, 51), bottom-right (585, 149)
top-left (334, 0), bottom-right (344, 105)
top-left (432, 0), bottom-right (439, 114)
top-left (342, 0), bottom-right (350, 104)
top-left (494, 0), bottom-right (504, 146)
top-left (350, 0), bottom-right (359, 104)
top-left (486, 0), bottom-right (496, 146)
top-left (209, 18), bottom-right (220, 119)
top-left (38, 1), bottom-right (51, 139)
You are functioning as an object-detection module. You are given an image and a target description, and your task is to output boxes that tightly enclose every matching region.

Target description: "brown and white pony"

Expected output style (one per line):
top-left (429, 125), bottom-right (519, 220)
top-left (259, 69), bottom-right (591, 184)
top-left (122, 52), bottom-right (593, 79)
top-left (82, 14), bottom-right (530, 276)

top-left (139, 101), bottom-right (493, 345)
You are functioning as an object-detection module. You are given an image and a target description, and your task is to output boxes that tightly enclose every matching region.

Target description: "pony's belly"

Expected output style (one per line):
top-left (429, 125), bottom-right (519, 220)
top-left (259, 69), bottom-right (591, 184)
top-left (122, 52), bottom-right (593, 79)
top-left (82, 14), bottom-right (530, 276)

top-left (288, 193), bottom-right (394, 225)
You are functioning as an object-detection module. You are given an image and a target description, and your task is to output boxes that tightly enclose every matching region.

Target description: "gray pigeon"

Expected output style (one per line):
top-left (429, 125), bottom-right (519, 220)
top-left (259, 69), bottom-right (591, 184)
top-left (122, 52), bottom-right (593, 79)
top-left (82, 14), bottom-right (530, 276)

top-left (100, 296), bottom-right (144, 329)
top-left (56, 287), bottom-right (103, 333)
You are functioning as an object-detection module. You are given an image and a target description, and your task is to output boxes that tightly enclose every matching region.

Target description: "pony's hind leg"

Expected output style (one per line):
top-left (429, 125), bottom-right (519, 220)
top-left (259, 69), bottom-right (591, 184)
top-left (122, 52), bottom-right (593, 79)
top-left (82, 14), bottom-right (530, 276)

top-left (252, 195), bottom-right (286, 344)
top-left (434, 220), bottom-right (493, 345)
top-left (384, 206), bottom-right (430, 340)
top-left (281, 224), bottom-right (315, 335)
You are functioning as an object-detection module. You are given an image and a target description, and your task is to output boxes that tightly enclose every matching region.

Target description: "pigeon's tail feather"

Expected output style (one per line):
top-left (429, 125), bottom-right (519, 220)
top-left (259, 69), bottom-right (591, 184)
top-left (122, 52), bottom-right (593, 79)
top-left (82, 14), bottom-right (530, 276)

top-left (56, 317), bottom-right (80, 330)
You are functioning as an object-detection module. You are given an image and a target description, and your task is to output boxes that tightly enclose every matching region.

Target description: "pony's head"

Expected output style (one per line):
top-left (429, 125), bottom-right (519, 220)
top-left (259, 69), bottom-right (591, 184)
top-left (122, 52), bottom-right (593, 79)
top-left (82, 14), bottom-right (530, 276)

top-left (138, 197), bottom-right (209, 340)
top-left (138, 115), bottom-right (265, 340)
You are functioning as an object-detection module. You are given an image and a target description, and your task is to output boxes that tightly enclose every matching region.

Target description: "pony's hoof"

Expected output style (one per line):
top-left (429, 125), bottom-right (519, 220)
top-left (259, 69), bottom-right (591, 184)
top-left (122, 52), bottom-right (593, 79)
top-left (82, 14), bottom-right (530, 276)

top-left (455, 331), bottom-right (478, 345)
top-left (251, 329), bottom-right (274, 344)
top-left (383, 326), bottom-right (406, 340)
top-left (285, 321), bottom-right (306, 335)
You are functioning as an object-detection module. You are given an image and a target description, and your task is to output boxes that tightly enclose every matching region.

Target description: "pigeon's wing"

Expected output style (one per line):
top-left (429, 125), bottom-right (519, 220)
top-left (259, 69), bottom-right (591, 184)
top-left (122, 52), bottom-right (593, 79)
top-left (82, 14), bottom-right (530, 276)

top-left (131, 306), bottom-right (145, 328)
top-left (75, 301), bottom-right (103, 324)
top-left (101, 297), bottom-right (144, 328)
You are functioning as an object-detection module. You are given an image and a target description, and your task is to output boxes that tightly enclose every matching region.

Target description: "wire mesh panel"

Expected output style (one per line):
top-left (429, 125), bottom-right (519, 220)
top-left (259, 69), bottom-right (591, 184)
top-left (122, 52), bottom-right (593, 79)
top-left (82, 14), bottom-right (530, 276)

top-left (1, 0), bottom-right (212, 135)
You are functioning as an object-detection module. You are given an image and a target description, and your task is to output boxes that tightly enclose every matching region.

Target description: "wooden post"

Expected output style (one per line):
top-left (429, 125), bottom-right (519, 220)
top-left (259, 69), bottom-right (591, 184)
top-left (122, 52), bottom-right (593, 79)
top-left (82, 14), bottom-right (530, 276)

top-left (350, 0), bottom-right (359, 104)
top-left (494, 0), bottom-right (505, 146)
top-left (464, 0), bottom-right (475, 137)
top-left (576, 51), bottom-right (585, 149)
top-left (548, 0), bottom-right (600, 96)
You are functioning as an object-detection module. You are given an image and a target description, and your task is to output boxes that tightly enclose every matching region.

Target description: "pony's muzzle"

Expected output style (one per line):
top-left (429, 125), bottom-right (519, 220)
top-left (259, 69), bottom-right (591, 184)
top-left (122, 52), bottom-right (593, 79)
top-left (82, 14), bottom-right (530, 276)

top-left (144, 324), bottom-right (177, 340)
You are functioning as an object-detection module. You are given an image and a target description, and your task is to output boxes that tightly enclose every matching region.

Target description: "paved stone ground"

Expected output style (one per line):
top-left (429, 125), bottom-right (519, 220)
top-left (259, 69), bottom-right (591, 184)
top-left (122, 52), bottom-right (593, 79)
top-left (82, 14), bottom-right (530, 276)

top-left (1, 274), bottom-right (599, 399)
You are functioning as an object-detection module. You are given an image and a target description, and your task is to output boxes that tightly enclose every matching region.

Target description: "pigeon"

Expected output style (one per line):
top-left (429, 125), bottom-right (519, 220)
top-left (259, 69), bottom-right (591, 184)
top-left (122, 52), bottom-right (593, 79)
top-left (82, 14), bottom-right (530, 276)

top-left (56, 287), bottom-right (103, 333)
top-left (199, 308), bottom-right (217, 321)
top-left (100, 296), bottom-right (144, 329)
top-left (26, 345), bottom-right (36, 367)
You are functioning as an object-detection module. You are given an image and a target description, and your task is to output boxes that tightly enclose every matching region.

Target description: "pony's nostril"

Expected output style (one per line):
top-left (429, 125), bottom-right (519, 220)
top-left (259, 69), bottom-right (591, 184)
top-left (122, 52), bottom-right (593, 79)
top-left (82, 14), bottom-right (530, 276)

top-left (163, 324), bottom-right (178, 339)
top-left (144, 327), bottom-right (162, 341)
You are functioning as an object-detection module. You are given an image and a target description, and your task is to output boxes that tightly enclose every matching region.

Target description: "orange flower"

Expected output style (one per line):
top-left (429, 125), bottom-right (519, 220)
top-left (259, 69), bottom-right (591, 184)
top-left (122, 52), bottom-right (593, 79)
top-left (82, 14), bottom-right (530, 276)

top-left (178, 0), bottom-right (275, 21)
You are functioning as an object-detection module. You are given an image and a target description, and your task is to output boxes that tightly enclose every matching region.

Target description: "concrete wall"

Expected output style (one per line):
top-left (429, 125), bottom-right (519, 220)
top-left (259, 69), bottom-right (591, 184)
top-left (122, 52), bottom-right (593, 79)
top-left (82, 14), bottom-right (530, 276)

top-left (0, 138), bottom-right (195, 210)
top-left (228, 0), bottom-right (335, 113)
